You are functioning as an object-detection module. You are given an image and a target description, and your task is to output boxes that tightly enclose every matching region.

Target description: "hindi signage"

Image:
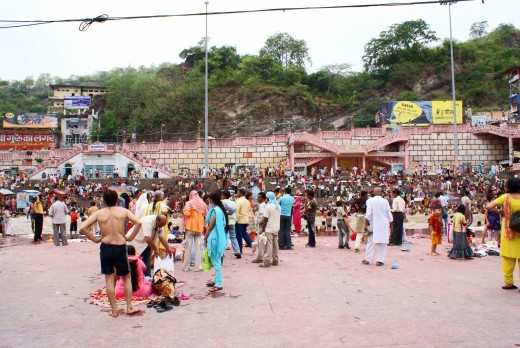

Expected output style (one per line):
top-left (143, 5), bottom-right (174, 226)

top-left (89, 143), bottom-right (106, 152)
top-left (379, 101), bottom-right (463, 126)
top-left (0, 131), bottom-right (56, 150)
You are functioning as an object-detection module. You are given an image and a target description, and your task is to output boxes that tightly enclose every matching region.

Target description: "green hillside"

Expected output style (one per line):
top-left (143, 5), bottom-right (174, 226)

top-left (0, 21), bottom-right (519, 141)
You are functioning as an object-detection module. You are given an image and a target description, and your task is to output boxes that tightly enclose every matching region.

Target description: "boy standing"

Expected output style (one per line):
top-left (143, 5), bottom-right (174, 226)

top-left (70, 208), bottom-right (79, 238)
top-left (428, 206), bottom-right (443, 256)
top-left (80, 189), bottom-right (143, 317)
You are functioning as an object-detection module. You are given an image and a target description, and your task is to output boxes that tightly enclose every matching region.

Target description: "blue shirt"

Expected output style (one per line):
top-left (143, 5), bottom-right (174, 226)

top-left (278, 194), bottom-right (295, 217)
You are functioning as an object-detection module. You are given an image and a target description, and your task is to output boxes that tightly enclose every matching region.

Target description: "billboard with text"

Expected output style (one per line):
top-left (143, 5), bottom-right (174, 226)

top-left (0, 131), bottom-right (56, 150)
top-left (379, 101), bottom-right (463, 126)
top-left (3, 113), bottom-right (58, 129)
top-left (64, 96), bottom-right (91, 109)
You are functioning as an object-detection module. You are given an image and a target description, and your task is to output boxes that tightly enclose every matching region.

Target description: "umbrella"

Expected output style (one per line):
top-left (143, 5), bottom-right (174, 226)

top-left (0, 189), bottom-right (15, 195)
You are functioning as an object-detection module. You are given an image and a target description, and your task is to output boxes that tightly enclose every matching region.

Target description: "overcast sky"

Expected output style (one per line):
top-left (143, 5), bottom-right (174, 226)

top-left (0, 0), bottom-right (515, 81)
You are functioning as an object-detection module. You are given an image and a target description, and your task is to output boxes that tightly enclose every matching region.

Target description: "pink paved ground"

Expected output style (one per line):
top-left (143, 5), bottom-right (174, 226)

top-left (0, 234), bottom-right (519, 347)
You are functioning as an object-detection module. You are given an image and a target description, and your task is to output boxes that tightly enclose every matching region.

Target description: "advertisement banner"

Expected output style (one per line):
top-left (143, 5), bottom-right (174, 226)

top-left (64, 96), bottom-right (91, 109)
top-left (3, 113), bottom-right (59, 129)
top-left (0, 131), bottom-right (56, 150)
top-left (379, 101), bottom-right (463, 126)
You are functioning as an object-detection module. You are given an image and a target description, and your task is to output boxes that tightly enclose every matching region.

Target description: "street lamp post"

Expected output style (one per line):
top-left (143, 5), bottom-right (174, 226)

top-left (203, 1), bottom-right (209, 177)
top-left (160, 124), bottom-right (165, 142)
top-left (442, 0), bottom-right (459, 167)
top-left (319, 118), bottom-right (322, 130)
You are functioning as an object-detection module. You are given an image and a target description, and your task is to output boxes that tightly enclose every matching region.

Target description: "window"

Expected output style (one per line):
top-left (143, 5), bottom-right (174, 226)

top-left (71, 93), bottom-right (75, 96)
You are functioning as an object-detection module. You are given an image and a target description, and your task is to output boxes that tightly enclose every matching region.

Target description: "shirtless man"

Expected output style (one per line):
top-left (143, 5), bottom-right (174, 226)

top-left (80, 189), bottom-right (143, 317)
top-left (27, 198), bottom-right (36, 234)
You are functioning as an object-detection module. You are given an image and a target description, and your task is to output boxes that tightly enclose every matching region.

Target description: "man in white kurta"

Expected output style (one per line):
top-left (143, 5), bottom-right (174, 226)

top-left (363, 187), bottom-right (393, 266)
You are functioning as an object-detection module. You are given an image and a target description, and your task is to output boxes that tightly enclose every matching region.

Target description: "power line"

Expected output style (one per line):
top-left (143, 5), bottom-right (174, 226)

top-left (0, 0), bottom-right (477, 31)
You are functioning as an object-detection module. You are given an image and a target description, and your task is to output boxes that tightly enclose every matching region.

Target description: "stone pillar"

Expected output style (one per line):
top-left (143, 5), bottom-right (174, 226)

top-left (362, 154), bottom-right (366, 170)
top-left (509, 137), bottom-right (514, 165)
top-left (334, 156), bottom-right (338, 171)
top-left (404, 142), bottom-right (409, 170)
top-left (289, 140), bottom-right (295, 171)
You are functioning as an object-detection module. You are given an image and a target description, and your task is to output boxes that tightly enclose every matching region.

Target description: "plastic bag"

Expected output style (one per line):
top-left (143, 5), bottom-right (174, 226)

top-left (350, 232), bottom-right (357, 241)
top-left (202, 247), bottom-right (212, 272)
top-left (153, 255), bottom-right (174, 276)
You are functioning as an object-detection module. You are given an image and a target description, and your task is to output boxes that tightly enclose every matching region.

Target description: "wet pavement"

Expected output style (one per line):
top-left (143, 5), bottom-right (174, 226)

top-left (0, 215), bottom-right (519, 347)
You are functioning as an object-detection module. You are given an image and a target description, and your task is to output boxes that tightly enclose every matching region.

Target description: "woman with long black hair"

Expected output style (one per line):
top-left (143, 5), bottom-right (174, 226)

top-left (204, 190), bottom-right (229, 292)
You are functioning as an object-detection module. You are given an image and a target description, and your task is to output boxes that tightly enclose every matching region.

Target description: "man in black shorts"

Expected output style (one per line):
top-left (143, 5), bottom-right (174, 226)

top-left (80, 189), bottom-right (143, 317)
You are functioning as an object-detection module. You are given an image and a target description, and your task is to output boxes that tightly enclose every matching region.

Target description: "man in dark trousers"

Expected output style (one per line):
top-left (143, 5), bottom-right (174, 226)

top-left (389, 188), bottom-right (405, 246)
top-left (278, 187), bottom-right (295, 250)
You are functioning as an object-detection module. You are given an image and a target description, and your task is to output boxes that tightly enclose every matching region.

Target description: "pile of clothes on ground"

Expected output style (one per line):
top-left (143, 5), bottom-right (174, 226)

top-left (472, 241), bottom-right (500, 258)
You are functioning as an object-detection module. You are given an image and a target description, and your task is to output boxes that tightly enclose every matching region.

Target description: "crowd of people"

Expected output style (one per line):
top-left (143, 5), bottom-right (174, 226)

top-left (2, 159), bottom-right (520, 315)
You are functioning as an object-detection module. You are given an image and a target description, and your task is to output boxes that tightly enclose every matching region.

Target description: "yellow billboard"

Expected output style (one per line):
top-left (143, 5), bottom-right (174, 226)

top-left (380, 100), bottom-right (463, 126)
top-left (431, 101), bottom-right (463, 124)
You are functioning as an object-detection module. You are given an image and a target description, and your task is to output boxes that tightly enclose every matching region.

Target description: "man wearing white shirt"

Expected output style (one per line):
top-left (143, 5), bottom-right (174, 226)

top-left (362, 188), bottom-right (393, 266)
top-left (49, 195), bottom-right (70, 246)
top-left (389, 189), bottom-right (406, 246)
top-left (126, 214), bottom-right (169, 277)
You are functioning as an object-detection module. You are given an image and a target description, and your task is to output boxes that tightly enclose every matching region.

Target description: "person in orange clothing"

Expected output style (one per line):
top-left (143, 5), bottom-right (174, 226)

top-left (183, 190), bottom-right (208, 272)
top-left (428, 206), bottom-right (443, 256)
top-left (69, 208), bottom-right (79, 238)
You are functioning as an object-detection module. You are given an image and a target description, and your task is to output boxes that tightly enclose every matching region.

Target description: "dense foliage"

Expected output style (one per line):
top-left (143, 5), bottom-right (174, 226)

top-left (1, 23), bottom-right (519, 140)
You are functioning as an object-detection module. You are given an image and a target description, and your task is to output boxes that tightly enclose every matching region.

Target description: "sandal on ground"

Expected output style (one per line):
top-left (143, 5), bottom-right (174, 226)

top-left (209, 286), bottom-right (223, 293)
top-left (147, 299), bottom-right (160, 308)
top-left (502, 284), bottom-right (518, 290)
top-left (156, 301), bottom-right (173, 313)
top-left (206, 281), bottom-right (215, 287)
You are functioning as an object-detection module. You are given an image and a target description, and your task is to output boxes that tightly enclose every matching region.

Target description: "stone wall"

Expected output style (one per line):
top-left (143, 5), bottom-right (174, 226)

top-left (138, 142), bottom-right (288, 170)
top-left (134, 131), bottom-right (508, 170)
top-left (407, 132), bottom-right (508, 166)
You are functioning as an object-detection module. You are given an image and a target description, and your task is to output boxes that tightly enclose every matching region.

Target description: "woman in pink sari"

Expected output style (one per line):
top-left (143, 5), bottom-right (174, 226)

top-left (293, 195), bottom-right (302, 235)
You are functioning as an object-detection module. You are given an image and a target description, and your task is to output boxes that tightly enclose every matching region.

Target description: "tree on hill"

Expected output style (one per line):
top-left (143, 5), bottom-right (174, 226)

top-left (363, 19), bottom-right (438, 73)
top-left (469, 21), bottom-right (488, 39)
top-left (260, 32), bottom-right (311, 68)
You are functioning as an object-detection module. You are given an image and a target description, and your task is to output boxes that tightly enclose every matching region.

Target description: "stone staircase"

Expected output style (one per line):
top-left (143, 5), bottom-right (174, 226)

top-left (364, 132), bottom-right (409, 153)
top-left (28, 144), bottom-right (175, 179)
top-left (291, 132), bottom-right (343, 154)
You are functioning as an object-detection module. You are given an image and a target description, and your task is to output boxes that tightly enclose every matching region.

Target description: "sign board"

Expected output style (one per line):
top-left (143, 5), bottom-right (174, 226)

top-left (344, 145), bottom-right (362, 151)
top-left (0, 131), bottom-right (55, 150)
top-left (3, 113), bottom-right (58, 129)
top-left (89, 143), bottom-right (106, 152)
top-left (64, 96), bottom-right (91, 109)
top-left (379, 101), bottom-right (463, 126)
top-left (243, 152), bottom-right (253, 158)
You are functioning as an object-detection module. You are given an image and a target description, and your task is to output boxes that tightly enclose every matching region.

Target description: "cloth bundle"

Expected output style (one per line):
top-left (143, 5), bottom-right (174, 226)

top-left (152, 269), bottom-right (177, 299)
